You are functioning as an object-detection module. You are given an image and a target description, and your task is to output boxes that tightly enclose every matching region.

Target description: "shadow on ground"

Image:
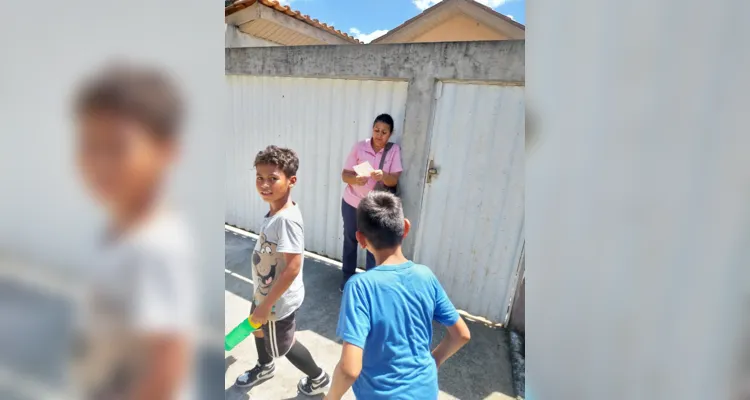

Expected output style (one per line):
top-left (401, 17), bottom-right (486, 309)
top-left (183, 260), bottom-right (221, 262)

top-left (225, 230), bottom-right (516, 400)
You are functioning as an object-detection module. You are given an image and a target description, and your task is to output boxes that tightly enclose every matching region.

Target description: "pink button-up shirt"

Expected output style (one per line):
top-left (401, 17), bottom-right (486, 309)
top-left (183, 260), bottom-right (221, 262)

top-left (342, 138), bottom-right (403, 208)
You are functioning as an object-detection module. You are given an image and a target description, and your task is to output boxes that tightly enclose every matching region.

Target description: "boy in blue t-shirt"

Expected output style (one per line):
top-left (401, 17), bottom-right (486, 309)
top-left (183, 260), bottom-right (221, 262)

top-left (325, 191), bottom-right (471, 400)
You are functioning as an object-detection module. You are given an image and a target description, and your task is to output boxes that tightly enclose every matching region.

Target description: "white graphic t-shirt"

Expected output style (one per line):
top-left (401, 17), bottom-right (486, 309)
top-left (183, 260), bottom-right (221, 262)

top-left (252, 203), bottom-right (305, 321)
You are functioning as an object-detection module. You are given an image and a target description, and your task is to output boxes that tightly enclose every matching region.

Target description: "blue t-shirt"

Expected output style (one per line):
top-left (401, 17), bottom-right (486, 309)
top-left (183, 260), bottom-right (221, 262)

top-left (336, 261), bottom-right (460, 399)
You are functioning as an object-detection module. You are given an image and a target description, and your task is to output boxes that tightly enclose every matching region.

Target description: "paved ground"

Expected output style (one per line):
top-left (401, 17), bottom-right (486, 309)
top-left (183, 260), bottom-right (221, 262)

top-left (224, 229), bottom-right (516, 400)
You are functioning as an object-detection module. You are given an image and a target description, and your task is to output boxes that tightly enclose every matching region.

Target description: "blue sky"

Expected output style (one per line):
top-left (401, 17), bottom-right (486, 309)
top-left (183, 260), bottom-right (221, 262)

top-left (275, 0), bottom-right (525, 43)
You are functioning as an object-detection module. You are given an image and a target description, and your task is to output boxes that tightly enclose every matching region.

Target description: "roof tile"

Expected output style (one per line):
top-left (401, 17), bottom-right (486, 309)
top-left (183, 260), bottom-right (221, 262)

top-left (225, 0), bottom-right (363, 44)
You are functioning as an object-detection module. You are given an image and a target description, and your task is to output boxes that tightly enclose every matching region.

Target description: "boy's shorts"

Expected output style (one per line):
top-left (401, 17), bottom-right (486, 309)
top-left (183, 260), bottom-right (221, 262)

top-left (251, 303), bottom-right (297, 358)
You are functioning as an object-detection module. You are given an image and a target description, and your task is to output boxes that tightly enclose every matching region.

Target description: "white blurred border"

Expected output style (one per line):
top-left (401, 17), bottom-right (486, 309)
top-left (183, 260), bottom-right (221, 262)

top-left (527, 0), bottom-right (750, 399)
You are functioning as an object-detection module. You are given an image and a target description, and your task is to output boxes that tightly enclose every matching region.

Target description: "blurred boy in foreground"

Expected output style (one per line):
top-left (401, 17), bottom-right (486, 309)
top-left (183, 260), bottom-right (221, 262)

top-left (72, 63), bottom-right (195, 399)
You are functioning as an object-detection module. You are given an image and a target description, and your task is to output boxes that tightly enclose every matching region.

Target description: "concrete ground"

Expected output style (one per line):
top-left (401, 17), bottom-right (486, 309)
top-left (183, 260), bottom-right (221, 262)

top-left (225, 229), bottom-right (516, 400)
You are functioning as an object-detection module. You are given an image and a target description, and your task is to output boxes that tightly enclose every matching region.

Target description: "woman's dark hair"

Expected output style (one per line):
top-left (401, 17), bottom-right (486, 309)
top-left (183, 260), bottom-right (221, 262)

top-left (373, 113), bottom-right (395, 133)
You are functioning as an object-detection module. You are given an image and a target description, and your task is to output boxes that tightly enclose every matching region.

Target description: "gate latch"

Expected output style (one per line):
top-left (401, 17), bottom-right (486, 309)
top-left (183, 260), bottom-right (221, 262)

top-left (426, 159), bottom-right (439, 184)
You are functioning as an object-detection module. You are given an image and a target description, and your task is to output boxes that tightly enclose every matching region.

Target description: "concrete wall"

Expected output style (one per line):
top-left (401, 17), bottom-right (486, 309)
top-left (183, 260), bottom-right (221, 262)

top-left (226, 41), bottom-right (524, 258)
top-left (411, 14), bottom-right (510, 43)
top-left (225, 24), bottom-right (279, 48)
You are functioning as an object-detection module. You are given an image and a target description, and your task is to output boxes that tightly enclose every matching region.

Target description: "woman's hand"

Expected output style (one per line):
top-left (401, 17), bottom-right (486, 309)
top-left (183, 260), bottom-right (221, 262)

top-left (342, 170), bottom-right (370, 186)
top-left (370, 170), bottom-right (384, 182)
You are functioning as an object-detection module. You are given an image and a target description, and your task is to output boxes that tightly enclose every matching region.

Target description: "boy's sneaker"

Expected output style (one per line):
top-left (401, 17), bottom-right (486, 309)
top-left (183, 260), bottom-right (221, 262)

top-left (235, 362), bottom-right (275, 388)
top-left (297, 371), bottom-right (330, 396)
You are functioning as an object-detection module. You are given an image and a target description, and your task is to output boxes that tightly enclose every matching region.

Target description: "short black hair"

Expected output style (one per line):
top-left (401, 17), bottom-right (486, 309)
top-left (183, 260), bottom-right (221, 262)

top-left (254, 145), bottom-right (299, 177)
top-left (74, 62), bottom-right (184, 140)
top-left (357, 191), bottom-right (405, 250)
top-left (373, 113), bottom-right (395, 133)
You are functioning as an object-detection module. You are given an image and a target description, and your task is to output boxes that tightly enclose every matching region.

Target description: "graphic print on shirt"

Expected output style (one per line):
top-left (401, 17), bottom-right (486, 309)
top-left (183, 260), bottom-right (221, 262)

top-left (252, 233), bottom-right (285, 306)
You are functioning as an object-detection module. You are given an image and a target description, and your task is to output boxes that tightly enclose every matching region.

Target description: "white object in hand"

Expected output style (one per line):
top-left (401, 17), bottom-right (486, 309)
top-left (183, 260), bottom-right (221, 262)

top-left (353, 161), bottom-right (375, 177)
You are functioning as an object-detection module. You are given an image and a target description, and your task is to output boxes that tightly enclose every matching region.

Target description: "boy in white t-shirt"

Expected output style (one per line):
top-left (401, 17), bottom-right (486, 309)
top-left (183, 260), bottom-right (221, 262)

top-left (234, 145), bottom-right (330, 396)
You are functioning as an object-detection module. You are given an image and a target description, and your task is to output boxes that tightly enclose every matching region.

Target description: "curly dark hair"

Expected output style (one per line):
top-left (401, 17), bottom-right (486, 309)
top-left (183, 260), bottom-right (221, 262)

top-left (254, 145), bottom-right (299, 177)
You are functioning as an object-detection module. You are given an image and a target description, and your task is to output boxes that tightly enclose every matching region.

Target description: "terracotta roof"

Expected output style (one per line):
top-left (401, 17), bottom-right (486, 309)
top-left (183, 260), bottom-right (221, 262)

top-left (372, 0), bottom-right (524, 44)
top-left (225, 0), bottom-right (362, 44)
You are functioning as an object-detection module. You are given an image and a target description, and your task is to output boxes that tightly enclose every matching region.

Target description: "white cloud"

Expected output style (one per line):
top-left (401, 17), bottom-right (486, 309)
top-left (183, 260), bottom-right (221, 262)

top-left (476, 0), bottom-right (509, 6)
top-left (349, 28), bottom-right (389, 43)
top-left (507, 14), bottom-right (514, 20)
top-left (413, 0), bottom-right (510, 11)
top-left (413, 0), bottom-right (439, 10)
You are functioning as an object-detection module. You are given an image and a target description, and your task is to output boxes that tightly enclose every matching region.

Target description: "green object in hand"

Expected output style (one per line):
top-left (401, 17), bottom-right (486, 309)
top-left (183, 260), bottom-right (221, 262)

top-left (225, 316), bottom-right (262, 351)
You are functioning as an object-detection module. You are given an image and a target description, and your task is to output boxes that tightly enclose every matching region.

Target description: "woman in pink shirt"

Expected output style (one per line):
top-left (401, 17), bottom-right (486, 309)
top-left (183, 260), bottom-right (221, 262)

top-left (339, 114), bottom-right (403, 291)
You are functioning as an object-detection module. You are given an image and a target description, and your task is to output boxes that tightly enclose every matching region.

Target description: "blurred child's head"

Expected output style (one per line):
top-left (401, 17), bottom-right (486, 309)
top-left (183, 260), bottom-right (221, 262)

top-left (254, 146), bottom-right (298, 204)
top-left (356, 191), bottom-right (411, 252)
top-left (74, 63), bottom-right (183, 215)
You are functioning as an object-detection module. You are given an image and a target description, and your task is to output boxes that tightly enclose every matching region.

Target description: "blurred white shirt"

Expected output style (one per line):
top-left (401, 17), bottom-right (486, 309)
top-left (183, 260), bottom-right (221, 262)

top-left (74, 207), bottom-right (196, 399)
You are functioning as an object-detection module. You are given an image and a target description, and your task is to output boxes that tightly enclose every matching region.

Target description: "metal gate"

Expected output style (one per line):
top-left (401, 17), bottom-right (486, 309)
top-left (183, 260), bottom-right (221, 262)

top-left (414, 82), bottom-right (525, 322)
